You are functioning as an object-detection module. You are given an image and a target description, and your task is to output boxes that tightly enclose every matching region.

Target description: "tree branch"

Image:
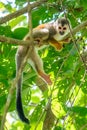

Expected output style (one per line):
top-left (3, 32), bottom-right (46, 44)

top-left (43, 100), bottom-right (56, 130)
top-left (36, 78), bottom-right (56, 130)
top-left (0, 35), bottom-right (29, 45)
top-left (0, 0), bottom-right (47, 24)
top-left (0, 35), bottom-right (38, 46)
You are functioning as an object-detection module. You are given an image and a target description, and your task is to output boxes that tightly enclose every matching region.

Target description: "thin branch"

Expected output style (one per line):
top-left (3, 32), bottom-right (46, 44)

top-left (0, 35), bottom-right (29, 45)
top-left (36, 78), bottom-right (56, 130)
top-left (0, 0), bottom-right (47, 24)
top-left (80, 124), bottom-right (87, 130)
top-left (42, 99), bottom-right (56, 130)
top-left (34, 97), bottom-right (56, 130)
top-left (0, 5), bottom-right (28, 24)
top-left (0, 35), bottom-right (38, 46)
top-left (27, 0), bottom-right (33, 41)
top-left (1, 82), bottom-right (15, 130)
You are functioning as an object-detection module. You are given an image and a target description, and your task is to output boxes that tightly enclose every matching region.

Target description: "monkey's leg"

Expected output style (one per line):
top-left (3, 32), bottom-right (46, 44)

top-left (29, 48), bottom-right (52, 85)
top-left (37, 70), bottom-right (52, 85)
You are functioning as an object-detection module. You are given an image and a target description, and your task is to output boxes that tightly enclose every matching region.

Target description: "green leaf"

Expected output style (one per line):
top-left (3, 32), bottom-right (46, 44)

top-left (9, 16), bottom-right (26, 28)
top-left (80, 0), bottom-right (87, 9)
top-left (67, 106), bottom-right (87, 116)
top-left (13, 27), bottom-right (28, 39)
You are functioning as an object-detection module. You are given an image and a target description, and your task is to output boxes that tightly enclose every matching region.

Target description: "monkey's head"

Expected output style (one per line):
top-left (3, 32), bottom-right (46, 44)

top-left (57, 18), bottom-right (70, 36)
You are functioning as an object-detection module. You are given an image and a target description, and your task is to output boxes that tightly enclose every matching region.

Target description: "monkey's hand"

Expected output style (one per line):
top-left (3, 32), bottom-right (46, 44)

top-left (59, 37), bottom-right (71, 44)
top-left (34, 38), bottom-right (44, 47)
top-left (58, 37), bottom-right (71, 48)
top-left (60, 37), bottom-right (71, 44)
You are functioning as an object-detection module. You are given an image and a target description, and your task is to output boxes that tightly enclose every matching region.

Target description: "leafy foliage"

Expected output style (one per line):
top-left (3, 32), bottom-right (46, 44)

top-left (0, 0), bottom-right (87, 130)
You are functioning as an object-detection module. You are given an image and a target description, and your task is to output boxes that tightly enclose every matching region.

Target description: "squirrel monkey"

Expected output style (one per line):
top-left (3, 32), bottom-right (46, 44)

top-left (16, 17), bottom-right (71, 124)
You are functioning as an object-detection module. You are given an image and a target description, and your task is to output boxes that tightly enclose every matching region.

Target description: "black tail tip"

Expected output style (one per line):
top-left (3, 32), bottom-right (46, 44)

top-left (21, 117), bottom-right (30, 124)
top-left (24, 119), bottom-right (30, 124)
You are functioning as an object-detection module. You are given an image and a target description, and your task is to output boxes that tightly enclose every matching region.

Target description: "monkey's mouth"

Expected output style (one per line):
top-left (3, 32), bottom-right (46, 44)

top-left (59, 31), bottom-right (64, 35)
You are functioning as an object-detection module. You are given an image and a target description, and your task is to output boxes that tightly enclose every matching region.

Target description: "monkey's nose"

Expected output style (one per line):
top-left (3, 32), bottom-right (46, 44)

top-left (59, 31), bottom-right (64, 35)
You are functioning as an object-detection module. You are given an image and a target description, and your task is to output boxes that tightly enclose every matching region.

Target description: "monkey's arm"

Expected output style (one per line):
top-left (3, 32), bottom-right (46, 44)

top-left (48, 37), bottom-right (71, 51)
top-left (48, 38), bottom-right (63, 51)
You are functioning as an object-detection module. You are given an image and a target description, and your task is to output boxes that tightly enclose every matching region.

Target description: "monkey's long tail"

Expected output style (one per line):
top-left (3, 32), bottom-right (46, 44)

top-left (16, 83), bottom-right (29, 124)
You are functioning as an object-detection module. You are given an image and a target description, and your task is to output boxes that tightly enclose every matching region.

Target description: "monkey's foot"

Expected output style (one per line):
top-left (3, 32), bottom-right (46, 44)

top-left (50, 43), bottom-right (63, 51)
top-left (38, 71), bottom-right (52, 85)
top-left (43, 74), bottom-right (52, 85)
top-left (54, 43), bottom-right (63, 51)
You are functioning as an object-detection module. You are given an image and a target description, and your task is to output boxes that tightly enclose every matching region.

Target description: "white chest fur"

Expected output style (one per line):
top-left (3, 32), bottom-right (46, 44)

top-left (53, 33), bottom-right (66, 41)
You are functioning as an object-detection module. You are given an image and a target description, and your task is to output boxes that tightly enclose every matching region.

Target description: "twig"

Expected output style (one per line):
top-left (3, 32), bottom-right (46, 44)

top-left (0, 0), bottom-right (47, 24)
top-left (42, 98), bottom-right (56, 130)
top-left (0, 35), bottom-right (29, 45)
top-left (27, 0), bottom-right (33, 41)
top-left (0, 35), bottom-right (38, 46)
top-left (34, 97), bottom-right (54, 130)
top-left (80, 124), bottom-right (87, 130)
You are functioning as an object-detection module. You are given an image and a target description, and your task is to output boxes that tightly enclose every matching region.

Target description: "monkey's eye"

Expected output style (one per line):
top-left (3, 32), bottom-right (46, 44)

top-left (59, 26), bottom-right (62, 29)
top-left (63, 27), bottom-right (66, 30)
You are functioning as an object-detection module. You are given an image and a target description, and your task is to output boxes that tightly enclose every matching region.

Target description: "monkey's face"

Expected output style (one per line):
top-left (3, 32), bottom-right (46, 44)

top-left (58, 24), bottom-right (69, 36)
top-left (57, 18), bottom-right (70, 36)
